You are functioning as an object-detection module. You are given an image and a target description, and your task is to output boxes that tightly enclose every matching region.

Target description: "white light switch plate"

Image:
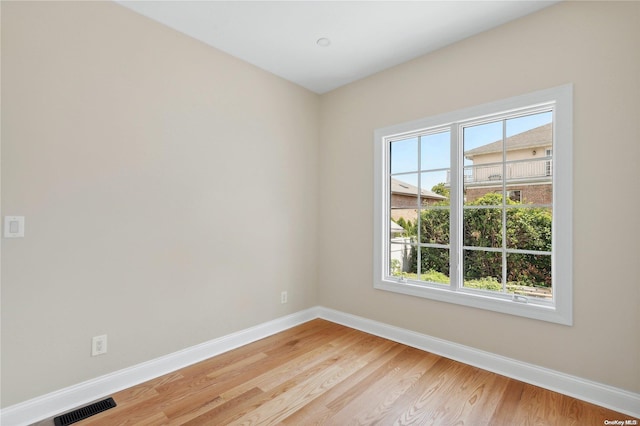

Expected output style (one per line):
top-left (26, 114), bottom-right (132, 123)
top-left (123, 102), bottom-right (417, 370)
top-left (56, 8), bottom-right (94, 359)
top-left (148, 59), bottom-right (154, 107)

top-left (4, 216), bottom-right (25, 238)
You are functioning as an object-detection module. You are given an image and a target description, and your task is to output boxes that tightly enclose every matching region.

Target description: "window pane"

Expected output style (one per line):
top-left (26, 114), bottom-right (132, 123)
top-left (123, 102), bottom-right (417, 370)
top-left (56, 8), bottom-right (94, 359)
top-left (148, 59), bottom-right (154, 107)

top-left (464, 208), bottom-right (503, 248)
top-left (463, 250), bottom-right (503, 292)
top-left (505, 111), bottom-right (552, 163)
top-left (464, 176), bottom-right (504, 206)
top-left (389, 241), bottom-right (413, 278)
top-left (507, 253), bottom-right (552, 300)
top-left (463, 121), bottom-right (503, 167)
top-left (391, 137), bottom-right (418, 174)
top-left (465, 162), bottom-right (504, 186)
top-left (504, 183), bottom-right (553, 206)
top-left (420, 131), bottom-right (450, 171)
top-left (505, 158), bottom-right (550, 182)
top-left (418, 247), bottom-right (449, 285)
top-left (390, 174), bottom-right (420, 225)
top-left (506, 207), bottom-right (552, 251)
top-left (420, 171), bottom-right (450, 205)
top-left (419, 207), bottom-right (449, 245)
top-left (463, 121), bottom-right (504, 208)
top-left (504, 158), bottom-right (553, 205)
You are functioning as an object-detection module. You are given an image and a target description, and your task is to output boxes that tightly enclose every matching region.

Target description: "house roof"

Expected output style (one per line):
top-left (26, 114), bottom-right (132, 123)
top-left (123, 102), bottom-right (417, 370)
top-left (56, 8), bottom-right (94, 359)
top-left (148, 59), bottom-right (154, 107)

top-left (464, 123), bottom-right (552, 158)
top-left (390, 221), bottom-right (406, 234)
top-left (391, 178), bottom-right (447, 200)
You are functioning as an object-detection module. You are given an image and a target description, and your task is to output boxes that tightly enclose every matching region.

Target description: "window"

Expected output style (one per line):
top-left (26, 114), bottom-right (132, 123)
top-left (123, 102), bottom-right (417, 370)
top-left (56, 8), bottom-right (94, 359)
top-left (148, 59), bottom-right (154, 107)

top-left (374, 85), bottom-right (572, 325)
top-left (545, 149), bottom-right (553, 176)
top-left (507, 190), bottom-right (522, 203)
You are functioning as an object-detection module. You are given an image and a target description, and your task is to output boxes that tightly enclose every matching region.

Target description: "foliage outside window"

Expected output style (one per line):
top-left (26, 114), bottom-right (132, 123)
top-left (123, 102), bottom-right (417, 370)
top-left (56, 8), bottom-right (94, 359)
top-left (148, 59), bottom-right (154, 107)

top-left (374, 85), bottom-right (573, 325)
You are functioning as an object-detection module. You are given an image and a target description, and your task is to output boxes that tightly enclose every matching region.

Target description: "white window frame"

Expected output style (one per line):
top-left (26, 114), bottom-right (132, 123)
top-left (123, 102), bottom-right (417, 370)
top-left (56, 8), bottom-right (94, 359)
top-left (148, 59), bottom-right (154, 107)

top-left (373, 84), bottom-right (573, 325)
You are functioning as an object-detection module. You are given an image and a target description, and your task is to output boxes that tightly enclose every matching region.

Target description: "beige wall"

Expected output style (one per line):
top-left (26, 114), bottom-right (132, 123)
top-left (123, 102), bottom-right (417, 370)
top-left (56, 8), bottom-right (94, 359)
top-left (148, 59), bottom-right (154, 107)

top-left (318, 0), bottom-right (640, 395)
top-left (1, 1), bottom-right (319, 406)
top-left (2, 0), bottom-right (639, 411)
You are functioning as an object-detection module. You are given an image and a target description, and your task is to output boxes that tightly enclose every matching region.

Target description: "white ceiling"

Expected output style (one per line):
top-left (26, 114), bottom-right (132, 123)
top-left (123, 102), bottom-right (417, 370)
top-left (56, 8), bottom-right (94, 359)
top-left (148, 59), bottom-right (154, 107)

top-left (116, 1), bottom-right (558, 94)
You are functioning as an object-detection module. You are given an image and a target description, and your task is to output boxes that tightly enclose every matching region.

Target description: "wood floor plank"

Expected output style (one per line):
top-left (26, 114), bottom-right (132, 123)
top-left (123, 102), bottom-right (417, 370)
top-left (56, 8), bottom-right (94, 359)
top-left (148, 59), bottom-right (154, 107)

top-left (283, 336), bottom-right (405, 426)
top-left (324, 347), bottom-right (441, 425)
top-left (176, 387), bottom-right (264, 426)
top-left (380, 360), bottom-right (508, 426)
top-left (222, 328), bottom-right (365, 398)
top-left (197, 350), bottom-right (360, 425)
top-left (81, 404), bottom-right (169, 426)
top-left (368, 356), bottom-right (464, 425)
top-left (159, 326), bottom-right (341, 415)
top-left (488, 378), bottom-right (526, 425)
top-left (160, 320), bottom-right (340, 391)
top-left (162, 322), bottom-right (354, 422)
top-left (508, 382), bottom-right (628, 426)
top-left (280, 338), bottom-right (404, 425)
top-left (171, 328), bottom-right (370, 424)
top-left (223, 329), bottom-right (395, 425)
top-left (425, 364), bottom-right (506, 425)
top-left (69, 319), bottom-right (636, 426)
top-left (229, 358), bottom-right (367, 425)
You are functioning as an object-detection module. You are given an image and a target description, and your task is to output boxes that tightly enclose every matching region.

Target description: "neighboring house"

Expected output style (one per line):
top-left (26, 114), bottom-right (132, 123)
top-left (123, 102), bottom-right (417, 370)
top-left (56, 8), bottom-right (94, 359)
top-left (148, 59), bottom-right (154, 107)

top-left (390, 177), bottom-right (447, 222)
top-left (390, 220), bottom-right (406, 235)
top-left (461, 123), bottom-right (552, 204)
top-left (390, 220), bottom-right (411, 272)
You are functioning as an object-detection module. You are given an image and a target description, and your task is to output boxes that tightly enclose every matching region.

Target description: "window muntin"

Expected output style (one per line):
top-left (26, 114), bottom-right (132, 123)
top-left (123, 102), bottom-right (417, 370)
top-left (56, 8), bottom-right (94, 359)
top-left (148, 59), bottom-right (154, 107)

top-left (374, 85), bottom-right (572, 325)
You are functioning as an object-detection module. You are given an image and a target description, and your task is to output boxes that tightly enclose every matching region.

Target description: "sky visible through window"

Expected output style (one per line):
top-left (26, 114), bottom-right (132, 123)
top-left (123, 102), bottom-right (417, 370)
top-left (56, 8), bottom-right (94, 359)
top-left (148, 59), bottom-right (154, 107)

top-left (391, 111), bottom-right (552, 192)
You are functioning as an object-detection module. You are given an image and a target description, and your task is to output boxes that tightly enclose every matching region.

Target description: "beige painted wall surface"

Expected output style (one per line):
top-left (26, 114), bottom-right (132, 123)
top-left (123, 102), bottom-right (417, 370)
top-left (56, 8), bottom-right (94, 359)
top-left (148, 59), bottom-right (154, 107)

top-left (1, 2), bottom-right (319, 406)
top-left (318, 1), bottom-right (640, 393)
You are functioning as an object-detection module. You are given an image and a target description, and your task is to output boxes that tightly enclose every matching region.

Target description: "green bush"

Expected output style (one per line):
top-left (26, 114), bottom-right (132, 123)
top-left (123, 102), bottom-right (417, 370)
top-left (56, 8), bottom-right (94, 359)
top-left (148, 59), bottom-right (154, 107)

top-left (408, 191), bottom-right (552, 287)
top-left (463, 276), bottom-right (503, 291)
top-left (421, 269), bottom-right (450, 284)
top-left (389, 269), bottom-right (449, 284)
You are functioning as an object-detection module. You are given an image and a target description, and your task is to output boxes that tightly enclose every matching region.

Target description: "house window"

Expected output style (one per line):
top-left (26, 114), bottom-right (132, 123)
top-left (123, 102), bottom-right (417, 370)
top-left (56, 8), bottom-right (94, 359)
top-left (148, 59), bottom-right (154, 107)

top-left (373, 85), bottom-right (573, 325)
top-left (508, 190), bottom-right (522, 202)
top-left (545, 149), bottom-right (553, 176)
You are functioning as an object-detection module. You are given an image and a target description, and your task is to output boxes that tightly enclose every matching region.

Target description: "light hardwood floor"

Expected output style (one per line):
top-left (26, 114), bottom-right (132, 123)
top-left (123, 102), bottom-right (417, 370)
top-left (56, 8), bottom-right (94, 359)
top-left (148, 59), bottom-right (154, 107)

top-left (48, 319), bottom-right (635, 425)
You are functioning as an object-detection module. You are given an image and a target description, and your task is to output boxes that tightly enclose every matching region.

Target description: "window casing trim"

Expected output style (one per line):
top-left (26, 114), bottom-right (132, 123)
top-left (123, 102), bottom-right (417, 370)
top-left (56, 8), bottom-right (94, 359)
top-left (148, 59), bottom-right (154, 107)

top-left (373, 84), bottom-right (573, 325)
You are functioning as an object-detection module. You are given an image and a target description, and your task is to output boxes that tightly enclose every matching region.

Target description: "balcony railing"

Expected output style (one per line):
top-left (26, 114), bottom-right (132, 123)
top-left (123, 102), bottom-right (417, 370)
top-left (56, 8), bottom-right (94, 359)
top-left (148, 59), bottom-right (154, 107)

top-left (447, 159), bottom-right (552, 184)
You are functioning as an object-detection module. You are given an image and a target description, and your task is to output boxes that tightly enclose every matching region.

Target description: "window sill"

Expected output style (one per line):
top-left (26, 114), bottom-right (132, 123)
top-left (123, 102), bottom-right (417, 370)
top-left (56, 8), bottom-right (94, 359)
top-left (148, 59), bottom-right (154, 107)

top-left (374, 278), bottom-right (571, 325)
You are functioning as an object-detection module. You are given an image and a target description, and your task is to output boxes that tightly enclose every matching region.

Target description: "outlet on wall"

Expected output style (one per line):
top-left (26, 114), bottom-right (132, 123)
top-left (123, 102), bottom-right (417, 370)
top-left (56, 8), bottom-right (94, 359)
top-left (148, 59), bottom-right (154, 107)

top-left (281, 291), bottom-right (288, 304)
top-left (92, 335), bottom-right (107, 356)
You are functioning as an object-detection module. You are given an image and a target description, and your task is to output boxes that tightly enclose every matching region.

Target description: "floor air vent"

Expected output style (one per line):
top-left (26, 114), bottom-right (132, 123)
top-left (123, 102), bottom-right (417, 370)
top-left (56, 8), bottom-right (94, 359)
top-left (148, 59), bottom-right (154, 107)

top-left (53, 397), bottom-right (117, 425)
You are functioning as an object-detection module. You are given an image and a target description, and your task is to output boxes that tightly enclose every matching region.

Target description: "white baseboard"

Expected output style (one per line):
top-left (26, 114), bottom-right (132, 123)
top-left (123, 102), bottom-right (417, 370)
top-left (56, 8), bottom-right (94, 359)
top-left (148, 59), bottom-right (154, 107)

top-left (0, 307), bottom-right (320, 426)
top-left (317, 306), bottom-right (640, 419)
top-left (2, 305), bottom-right (638, 425)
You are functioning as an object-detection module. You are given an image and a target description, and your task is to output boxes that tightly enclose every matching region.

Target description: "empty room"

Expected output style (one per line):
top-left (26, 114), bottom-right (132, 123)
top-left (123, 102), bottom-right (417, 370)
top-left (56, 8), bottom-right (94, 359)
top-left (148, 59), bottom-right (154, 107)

top-left (1, 1), bottom-right (639, 425)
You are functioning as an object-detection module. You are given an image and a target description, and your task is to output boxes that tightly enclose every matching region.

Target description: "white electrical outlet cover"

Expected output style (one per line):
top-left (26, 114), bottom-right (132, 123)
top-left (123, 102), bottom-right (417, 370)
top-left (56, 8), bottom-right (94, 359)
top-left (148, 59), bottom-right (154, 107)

top-left (92, 335), bottom-right (107, 356)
